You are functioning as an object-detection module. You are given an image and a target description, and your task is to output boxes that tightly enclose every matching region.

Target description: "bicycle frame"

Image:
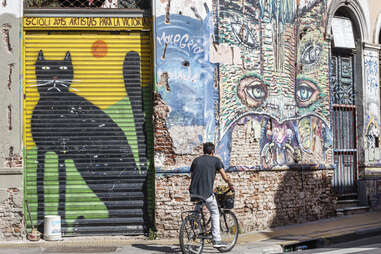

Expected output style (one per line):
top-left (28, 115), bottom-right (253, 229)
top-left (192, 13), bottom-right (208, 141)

top-left (181, 193), bottom-right (231, 240)
top-left (179, 190), bottom-right (238, 254)
top-left (181, 201), bottom-right (211, 240)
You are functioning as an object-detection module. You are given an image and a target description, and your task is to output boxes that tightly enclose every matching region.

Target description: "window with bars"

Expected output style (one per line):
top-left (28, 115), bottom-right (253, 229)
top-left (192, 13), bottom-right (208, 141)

top-left (24, 0), bottom-right (150, 9)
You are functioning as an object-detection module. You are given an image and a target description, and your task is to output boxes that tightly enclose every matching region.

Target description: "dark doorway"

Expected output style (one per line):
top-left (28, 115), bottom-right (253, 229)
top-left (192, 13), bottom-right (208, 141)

top-left (330, 7), bottom-right (362, 194)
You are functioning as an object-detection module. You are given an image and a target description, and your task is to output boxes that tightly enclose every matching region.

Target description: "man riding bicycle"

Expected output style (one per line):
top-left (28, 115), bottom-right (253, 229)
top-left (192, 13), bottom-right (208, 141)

top-left (189, 142), bottom-right (234, 248)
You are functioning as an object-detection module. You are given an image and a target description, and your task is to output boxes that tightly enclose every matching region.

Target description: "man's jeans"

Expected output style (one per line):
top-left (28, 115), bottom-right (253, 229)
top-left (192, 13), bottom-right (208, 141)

top-left (194, 194), bottom-right (221, 241)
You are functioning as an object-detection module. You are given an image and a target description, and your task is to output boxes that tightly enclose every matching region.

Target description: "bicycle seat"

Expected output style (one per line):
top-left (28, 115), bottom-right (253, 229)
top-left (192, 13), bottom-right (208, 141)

top-left (190, 194), bottom-right (207, 203)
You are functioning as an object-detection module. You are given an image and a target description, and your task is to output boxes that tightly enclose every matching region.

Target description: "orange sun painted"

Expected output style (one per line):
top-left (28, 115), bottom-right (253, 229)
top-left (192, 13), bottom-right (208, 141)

top-left (91, 40), bottom-right (108, 58)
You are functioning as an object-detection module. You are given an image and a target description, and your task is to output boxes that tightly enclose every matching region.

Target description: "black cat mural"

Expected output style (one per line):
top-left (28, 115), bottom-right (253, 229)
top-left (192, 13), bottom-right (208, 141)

top-left (31, 50), bottom-right (146, 232)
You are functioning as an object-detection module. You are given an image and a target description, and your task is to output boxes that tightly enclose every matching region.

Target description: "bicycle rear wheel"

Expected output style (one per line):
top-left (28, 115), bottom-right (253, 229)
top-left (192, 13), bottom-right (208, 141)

top-left (179, 215), bottom-right (204, 254)
top-left (217, 210), bottom-right (239, 252)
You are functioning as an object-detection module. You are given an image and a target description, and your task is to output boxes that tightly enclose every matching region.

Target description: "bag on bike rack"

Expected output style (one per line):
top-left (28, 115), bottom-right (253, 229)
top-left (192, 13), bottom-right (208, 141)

top-left (215, 185), bottom-right (235, 209)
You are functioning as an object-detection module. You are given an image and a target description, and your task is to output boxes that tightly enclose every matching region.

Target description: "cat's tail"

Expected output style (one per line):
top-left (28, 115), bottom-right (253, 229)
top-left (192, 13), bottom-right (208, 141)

top-left (123, 51), bottom-right (147, 170)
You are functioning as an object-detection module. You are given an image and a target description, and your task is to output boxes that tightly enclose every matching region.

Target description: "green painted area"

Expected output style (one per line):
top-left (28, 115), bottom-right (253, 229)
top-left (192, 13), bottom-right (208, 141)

top-left (104, 96), bottom-right (141, 170)
top-left (24, 148), bottom-right (108, 234)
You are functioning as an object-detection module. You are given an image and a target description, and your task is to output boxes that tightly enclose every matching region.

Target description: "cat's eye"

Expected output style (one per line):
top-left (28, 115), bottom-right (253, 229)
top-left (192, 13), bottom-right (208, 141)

top-left (295, 79), bottom-right (320, 107)
top-left (41, 66), bottom-right (50, 70)
top-left (59, 66), bottom-right (68, 70)
top-left (238, 76), bottom-right (267, 108)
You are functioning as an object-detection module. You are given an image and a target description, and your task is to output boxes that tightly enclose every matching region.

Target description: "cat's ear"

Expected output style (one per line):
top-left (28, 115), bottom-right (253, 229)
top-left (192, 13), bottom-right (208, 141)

top-left (64, 51), bottom-right (71, 61)
top-left (37, 50), bottom-right (44, 61)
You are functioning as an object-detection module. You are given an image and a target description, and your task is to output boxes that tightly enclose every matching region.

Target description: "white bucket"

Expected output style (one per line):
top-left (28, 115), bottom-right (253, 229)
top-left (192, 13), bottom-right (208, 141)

top-left (44, 215), bottom-right (62, 241)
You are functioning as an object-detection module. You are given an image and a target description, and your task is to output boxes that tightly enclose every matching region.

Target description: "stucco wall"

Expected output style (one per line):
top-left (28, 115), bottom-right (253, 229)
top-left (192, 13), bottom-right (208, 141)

top-left (0, 2), bottom-right (24, 240)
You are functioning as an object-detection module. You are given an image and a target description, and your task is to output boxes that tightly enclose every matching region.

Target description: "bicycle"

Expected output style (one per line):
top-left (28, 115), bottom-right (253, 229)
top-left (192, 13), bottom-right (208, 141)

top-left (179, 187), bottom-right (239, 254)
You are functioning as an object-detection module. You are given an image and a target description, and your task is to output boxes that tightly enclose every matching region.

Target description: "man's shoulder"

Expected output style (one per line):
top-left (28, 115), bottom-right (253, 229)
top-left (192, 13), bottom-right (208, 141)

top-left (192, 155), bottom-right (204, 162)
top-left (192, 155), bottom-right (222, 163)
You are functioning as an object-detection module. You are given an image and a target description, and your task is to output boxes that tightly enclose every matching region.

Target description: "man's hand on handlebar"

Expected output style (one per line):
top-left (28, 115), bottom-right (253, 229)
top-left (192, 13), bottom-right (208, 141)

top-left (228, 182), bottom-right (235, 192)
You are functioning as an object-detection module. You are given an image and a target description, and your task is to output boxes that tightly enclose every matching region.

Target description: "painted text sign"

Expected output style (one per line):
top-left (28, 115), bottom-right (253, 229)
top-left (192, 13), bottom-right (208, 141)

top-left (24, 17), bottom-right (152, 30)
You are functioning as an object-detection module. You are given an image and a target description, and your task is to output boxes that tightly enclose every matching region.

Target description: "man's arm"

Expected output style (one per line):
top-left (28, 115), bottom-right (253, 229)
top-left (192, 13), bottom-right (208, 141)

top-left (219, 168), bottom-right (234, 191)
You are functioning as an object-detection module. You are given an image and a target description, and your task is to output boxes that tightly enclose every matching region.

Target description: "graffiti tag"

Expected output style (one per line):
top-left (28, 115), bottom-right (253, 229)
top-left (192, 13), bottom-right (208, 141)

top-left (157, 32), bottom-right (204, 55)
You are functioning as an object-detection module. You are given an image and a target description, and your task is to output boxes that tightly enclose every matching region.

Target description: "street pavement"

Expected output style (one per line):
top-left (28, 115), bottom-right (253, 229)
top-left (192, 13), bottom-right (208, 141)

top-left (276, 234), bottom-right (381, 253)
top-left (0, 243), bottom-right (282, 254)
top-left (1, 211), bottom-right (381, 254)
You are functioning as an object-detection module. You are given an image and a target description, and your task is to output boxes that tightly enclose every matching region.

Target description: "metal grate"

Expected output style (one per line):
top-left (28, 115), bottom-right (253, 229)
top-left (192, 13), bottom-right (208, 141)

top-left (25, 0), bottom-right (149, 9)
top-left (331, 55), bottom-right (358, 194)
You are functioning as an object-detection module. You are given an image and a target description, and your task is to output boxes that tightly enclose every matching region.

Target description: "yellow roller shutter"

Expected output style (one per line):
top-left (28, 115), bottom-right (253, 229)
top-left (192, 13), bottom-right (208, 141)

top-left (23, 27), bottom-right (152, 235)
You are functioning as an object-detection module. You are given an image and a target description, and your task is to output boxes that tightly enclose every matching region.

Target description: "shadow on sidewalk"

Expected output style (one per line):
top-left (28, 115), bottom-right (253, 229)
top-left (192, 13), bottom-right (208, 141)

top-left (131, 244), bottom-right (180, 253)
top-left (131, 244), bottom-right (221, 253)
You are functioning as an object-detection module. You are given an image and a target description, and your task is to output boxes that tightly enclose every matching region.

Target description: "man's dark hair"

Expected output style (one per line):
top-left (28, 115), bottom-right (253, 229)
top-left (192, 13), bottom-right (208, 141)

top-left (203, 142), bottom-right (215, 155)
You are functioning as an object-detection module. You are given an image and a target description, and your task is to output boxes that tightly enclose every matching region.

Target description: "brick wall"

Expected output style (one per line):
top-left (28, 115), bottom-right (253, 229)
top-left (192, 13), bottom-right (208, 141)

top-left (0, 174), bottom-right (24, 240)
top-left (155, 169), bottom-right (336, 238)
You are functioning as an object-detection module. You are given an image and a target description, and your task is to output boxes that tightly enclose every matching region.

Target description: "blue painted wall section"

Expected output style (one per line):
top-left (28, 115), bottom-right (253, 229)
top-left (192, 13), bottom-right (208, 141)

top-left (155, 13), bottom-right (217, 157)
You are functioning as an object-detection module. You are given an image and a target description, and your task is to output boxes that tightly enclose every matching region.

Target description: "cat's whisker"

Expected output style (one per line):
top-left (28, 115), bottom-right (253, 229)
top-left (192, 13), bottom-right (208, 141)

top-left (70, 87), bottom-right (79, 92)
top-left (36, 80), bottom-right (54, 83)
top-left (48, 86), bottom-right (61, 92)
top-left (29, 80), bottom-right (53, 86)
top-left (34, 80), bottom-right (51, 84)
top-left (29, 83), bottom-right (50, 87)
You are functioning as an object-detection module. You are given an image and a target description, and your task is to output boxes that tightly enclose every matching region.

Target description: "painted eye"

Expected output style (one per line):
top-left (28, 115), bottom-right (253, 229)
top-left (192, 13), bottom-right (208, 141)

top-left (295, 79), bottom-right (320, 107)
top-left (59, 66), bottom-right (68, 70)
top-left (297, 85), bottom-right (313, 101)
top-left (231, 22), bottom-right (259, 49)
top-left (300, 43), bottom-right (322, 65)
top-left (247, 85), bottom-right (266, 100)
top-left (41, 66), bottom-right (50, 70)
top-left (238, 76), bottom-right (267, 108)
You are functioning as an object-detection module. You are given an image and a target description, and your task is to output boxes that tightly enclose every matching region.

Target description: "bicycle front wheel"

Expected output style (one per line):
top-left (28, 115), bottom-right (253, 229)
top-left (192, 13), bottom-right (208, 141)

top-left (218, 210), bottom-right (239, 252)
top-left (179, 215), bottom-right (204, 254)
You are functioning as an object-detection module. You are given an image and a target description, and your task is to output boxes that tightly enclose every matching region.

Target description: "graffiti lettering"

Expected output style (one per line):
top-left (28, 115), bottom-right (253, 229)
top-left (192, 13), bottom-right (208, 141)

top-left (53, 18), bottom-right (67, 26)
top-left (25, 17), bottom-right (51, 26)
top-left (165, 70), bottom-right (199, 82)
top-left (24, 17), bottom-right (151, 29)
top-left (157, 32), bottom-right (204, 55)
top-left (69, 17), bottom-right (97, 26)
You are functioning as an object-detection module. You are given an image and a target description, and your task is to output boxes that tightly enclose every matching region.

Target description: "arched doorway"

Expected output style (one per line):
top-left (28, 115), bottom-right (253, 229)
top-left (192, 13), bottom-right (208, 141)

top-left (329, 3), bottom-right (366, 194)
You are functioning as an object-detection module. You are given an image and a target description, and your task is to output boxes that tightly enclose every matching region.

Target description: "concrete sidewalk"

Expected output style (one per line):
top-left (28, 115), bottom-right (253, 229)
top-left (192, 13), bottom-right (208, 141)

top-left (1, 211), bottom-right (381, 253)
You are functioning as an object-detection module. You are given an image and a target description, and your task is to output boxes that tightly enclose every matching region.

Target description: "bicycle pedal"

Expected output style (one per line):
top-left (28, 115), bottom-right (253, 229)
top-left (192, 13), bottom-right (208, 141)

top-left (200, 232), bottom-right (212, 239)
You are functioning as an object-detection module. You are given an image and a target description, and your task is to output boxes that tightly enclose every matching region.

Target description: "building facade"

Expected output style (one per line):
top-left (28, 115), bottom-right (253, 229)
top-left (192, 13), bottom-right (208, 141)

top-left (1, 0), bottom-right (381, 240)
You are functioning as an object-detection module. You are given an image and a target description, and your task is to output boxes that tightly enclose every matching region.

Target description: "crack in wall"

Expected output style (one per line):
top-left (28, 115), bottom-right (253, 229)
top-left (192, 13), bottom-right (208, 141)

top-left (7, 104), bottom-right (12, 131)
top-left (161, 42), bottom-right (168, 60)
top-left (165, 0), bottom-right (171, 24)
top-left (214, 66), bottom-right (219, 89)
top-left (190, 6), bottom-right (201, 20)
top-left (5, 146), bottom-right (22, 168)
top-left (8, 63), bottom-right (14, 91)
top-left (1, 24), bottom-right (12, 54)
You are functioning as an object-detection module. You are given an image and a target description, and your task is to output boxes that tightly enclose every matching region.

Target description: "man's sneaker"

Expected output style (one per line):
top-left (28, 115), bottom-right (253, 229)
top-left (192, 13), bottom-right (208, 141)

top-left (213, 240), bottom-right (228, 248)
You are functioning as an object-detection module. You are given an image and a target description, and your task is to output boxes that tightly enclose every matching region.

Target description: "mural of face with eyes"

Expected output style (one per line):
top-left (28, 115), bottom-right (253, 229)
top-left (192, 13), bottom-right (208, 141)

top-left (216, 0), bottom-right (331, 169)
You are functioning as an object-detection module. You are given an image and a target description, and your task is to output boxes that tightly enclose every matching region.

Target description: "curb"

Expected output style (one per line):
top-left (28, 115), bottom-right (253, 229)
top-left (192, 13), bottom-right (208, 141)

top-left (0, 236), bottom-right (178, 249)
top-left (282, 226), bottom-right (381, 252)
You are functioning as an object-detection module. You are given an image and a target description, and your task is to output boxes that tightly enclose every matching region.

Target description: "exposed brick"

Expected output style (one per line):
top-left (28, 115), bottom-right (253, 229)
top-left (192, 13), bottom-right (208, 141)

top-left (0, 188), bottom-right (25, 240)
top-left (155, 170), bottom-right (336, 238)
